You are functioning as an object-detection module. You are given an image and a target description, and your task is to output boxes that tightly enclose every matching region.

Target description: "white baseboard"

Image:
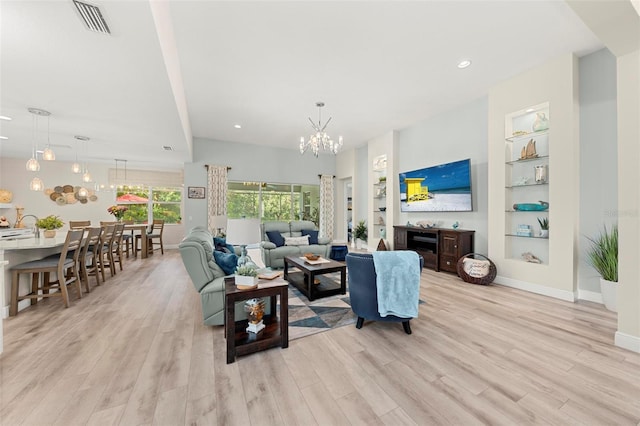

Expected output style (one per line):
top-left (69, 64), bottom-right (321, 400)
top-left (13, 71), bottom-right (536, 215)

top-left (615, 331), bottom-right (640, 353)
top-left (577, 289), bottom-right (603, 304)
top-left (2, 297), bottom-right (41, 319)
top-left (494, 275), bottom-right (576, 302)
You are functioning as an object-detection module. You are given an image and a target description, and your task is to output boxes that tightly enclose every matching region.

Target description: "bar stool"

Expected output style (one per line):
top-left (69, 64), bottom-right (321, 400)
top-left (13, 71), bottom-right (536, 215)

top-left (10, 230), bottom-right (84, 316)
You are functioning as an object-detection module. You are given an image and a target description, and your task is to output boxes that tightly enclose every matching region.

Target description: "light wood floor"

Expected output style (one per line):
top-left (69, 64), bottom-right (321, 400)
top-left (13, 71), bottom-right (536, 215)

top-left (2, 250), bottom-right (639, 426)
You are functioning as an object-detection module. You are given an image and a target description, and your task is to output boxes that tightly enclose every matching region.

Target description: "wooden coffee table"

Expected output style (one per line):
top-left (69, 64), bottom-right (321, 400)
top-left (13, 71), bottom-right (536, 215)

top-left (224, 277), bottom-right (288, 364)
top-left (283, 255), bottom-right (346, 301)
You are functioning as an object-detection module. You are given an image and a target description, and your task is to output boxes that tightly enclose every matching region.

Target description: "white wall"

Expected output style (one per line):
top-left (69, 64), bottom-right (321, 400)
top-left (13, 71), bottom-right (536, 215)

top-left (354, 145), bottom-right (368, 228)
top-left (578, 48), bottom-right (618, 297)
top-left (397, 97), bottom-right (489, 255)
top-left (488, 53), bottom-right (579, 299)
top-left (0, 157), bottom-right (185, 247)
top-left (183, 138), bottom-right (336, 233)
top-left (616, 49), bottom-right (640, 351)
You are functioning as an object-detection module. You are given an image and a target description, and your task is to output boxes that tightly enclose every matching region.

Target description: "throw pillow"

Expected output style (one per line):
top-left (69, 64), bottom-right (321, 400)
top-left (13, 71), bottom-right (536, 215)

top-left (266, 230), bottom-right (285, 247)
top-left (214, 237), bottom-right (235, 254)
top-left (284, 235), bottom-right (310, 246)
top-left (213, 250), bottom-right (238, 275)
top-left (301, 229), bottom-right (319, 245)
top-left (462, 258), bottom-right (490, 278)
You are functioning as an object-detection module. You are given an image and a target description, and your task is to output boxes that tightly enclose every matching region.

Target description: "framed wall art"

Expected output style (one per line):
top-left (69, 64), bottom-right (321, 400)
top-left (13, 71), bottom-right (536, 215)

top-left (188, 186), bottom-right (206, 199)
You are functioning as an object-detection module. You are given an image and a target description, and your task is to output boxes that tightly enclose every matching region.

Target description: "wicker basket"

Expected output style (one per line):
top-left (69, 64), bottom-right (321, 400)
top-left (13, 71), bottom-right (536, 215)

top-left (457, 253), bottom-right (497, 285)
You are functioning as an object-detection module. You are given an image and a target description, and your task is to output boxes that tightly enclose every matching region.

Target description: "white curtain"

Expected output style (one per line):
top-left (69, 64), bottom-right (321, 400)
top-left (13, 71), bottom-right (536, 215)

top-left (319, 174), bottom-right (334, 239)
top-left (207, 165), bottom-right (228, 233)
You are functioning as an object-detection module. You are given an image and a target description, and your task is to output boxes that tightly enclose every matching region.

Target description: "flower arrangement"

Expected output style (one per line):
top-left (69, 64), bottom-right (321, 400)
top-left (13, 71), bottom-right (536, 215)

top-left (107, 205), bottom-right (128, 220)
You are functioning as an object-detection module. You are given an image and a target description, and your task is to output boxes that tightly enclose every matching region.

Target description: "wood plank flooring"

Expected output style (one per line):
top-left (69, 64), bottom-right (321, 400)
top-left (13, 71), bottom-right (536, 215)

top-left (2, 250), bottom-right (639, 425)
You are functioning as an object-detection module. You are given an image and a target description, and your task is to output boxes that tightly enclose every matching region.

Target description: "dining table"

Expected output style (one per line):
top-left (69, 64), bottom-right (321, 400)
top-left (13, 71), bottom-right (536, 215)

top-left (124, 224), bottom-right (150, 259)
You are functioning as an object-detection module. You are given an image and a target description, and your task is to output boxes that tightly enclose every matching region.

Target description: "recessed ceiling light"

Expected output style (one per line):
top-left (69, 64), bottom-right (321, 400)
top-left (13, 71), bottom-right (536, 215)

top-left (234, 124), bottom-right (242, 129)
top-left (526, 108), bottom-right (535, 113)
top-left (0, 136), bottom-right (7, 140)
top-left (457, 60), bottom-right (472, 69)
top-left (0, 115), bottom-right (11, 121)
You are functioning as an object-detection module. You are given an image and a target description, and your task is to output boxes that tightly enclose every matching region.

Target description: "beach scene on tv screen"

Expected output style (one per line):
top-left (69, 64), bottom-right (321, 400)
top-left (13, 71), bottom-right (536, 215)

top-left (399, 159), bottom-right (472, 212)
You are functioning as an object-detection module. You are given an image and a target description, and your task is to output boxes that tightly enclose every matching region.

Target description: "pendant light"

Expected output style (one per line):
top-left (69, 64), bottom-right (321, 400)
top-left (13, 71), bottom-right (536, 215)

top-left (77, 186), bottom-right (89, 197)
top-left (25, 108), bottom-right (46, 171)
top-left (42, 112), bottom-right (55, 161)
top-left (71, 136), bottom-right (86, 174)
top-left (29, 177), bottom-right (44, 191)
top-left (81, 137), bottom-right (92, 182)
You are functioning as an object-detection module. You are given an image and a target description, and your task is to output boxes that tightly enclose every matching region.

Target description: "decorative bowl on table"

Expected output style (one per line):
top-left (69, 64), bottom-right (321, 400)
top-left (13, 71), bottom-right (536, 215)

top-left (304, 253), bottom-right (319, 261)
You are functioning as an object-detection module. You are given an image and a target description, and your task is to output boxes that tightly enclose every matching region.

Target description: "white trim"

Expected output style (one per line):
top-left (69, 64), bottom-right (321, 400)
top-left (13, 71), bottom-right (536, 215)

top-left (3, 298), bottom-right (38, 319)
top-left (494, 275), bottom-right (576, 302)
top-left (577, 289), bottom-right (603, 304)
top-left (615, 331), bottom-right (640, 353)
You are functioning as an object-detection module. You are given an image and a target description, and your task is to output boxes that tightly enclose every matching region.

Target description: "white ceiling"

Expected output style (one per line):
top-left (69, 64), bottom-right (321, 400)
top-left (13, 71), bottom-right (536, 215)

top-left (0, 1), bottom-right (604, 170)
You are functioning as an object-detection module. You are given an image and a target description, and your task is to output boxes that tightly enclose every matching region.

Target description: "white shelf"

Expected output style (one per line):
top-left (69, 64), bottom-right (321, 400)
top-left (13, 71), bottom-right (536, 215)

top-left (506, 129), bottom-right (549, 143)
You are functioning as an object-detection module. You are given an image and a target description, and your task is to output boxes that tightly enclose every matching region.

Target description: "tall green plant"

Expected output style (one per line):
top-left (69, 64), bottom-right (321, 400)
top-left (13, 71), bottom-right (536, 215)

top-left (353, 220), bottom-right (367, 241)
top-left (586, 225), bottom-right (618, 282)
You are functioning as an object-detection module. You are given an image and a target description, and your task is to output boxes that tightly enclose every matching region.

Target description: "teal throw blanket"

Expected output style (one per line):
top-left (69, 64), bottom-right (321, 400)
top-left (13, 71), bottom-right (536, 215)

top-left (372, 251), bottom-right (420, 318)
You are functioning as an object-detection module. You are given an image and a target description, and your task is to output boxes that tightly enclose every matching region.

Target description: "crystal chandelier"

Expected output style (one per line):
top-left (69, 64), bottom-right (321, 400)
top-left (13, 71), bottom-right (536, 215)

top-left (299, 102), bottom-right (343, 157)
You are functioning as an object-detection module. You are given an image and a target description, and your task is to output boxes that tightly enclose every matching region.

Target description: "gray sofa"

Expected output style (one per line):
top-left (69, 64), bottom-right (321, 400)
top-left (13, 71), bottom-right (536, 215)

top-left (260, 220), bottom-right (331, 269)
top-left (179, 226), bottom-right (269, 325)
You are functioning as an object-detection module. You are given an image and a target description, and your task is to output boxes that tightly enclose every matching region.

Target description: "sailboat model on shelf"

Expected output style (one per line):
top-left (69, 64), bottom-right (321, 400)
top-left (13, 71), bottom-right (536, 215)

top-left (519, 139), bottom-right (538, 160)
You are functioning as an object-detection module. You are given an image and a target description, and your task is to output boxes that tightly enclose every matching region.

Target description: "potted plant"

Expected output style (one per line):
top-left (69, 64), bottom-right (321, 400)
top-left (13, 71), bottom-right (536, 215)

top-left (537, 217), bottom-right (549, 238)
top-left (586, 225), bottom-right (618, 312)
top-left (235, 264), bottom-right (258, 289)
top-left (36, 215), bottom-right (64, 238)
top-left (353, 220), bottom-right (367, 249)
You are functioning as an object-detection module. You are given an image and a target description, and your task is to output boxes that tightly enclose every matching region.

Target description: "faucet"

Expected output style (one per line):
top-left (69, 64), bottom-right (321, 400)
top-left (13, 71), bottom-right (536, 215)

top-left (16, 214), bottom-right (40, 238)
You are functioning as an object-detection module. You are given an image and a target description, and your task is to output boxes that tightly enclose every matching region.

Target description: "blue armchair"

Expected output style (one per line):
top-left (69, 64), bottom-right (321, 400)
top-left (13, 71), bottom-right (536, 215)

top-left (346, 252), bottom-right (423, 334)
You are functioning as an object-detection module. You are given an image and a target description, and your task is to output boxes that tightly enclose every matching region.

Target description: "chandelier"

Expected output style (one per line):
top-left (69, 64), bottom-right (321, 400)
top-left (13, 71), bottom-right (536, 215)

top-left (299, 102), bottom-right (343, 157)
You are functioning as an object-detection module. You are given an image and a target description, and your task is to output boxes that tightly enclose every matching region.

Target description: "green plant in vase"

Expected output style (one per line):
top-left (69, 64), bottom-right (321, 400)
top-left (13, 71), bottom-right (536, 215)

top-left (537, 217), bottom-right (549, 238)
top-left (586, 224), bottom-right (618, 312)
top-left (235, 264), bottom-right (258, 288)
top-left (353, 220), bottom-right (367, 249)
top-left (36, 215), bottom-right (64, 238)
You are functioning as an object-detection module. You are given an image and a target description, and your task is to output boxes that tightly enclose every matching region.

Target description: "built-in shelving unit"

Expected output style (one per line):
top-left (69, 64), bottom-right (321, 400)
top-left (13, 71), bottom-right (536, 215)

top-left (371, 154), bottom-right (388, 243)
top-left (504, 104), bottom-right (550, 264)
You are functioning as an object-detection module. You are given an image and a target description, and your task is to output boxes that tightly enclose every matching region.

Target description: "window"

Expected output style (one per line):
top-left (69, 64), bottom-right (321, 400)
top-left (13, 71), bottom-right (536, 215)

top-left (116, 185), bottom-right (182, 224)
top-left (227, 181), bottom-right (319, 225)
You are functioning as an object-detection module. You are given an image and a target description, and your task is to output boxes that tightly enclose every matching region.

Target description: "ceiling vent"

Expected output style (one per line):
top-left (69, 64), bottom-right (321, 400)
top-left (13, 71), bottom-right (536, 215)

top-left (73, 0), bottom-right (110, 34)
top-left (162, 145), bottom-right (173, 151)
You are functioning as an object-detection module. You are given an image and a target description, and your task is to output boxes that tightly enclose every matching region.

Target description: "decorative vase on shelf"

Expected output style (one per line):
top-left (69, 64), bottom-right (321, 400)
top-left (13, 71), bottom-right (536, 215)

top-left (532, 112), bottom-right (549, 132)
top-left (380, 228), bottom-right (386, 239)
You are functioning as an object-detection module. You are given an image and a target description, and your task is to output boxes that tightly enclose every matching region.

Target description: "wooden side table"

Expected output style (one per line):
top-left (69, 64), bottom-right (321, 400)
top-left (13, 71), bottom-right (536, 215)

top-left (225, 277), bottom-right (289, 364)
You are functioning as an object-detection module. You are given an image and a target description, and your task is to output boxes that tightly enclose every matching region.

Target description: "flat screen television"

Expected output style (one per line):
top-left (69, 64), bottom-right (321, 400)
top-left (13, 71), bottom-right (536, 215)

top-left (399, 158), bottom-right (472, 212)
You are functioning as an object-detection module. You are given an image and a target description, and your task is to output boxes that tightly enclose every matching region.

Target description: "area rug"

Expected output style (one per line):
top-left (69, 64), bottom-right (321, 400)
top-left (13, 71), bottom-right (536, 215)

top-left (281, 274), bottom-right (426, 341)
top-left (284, 275), bottom-right (357, 341)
